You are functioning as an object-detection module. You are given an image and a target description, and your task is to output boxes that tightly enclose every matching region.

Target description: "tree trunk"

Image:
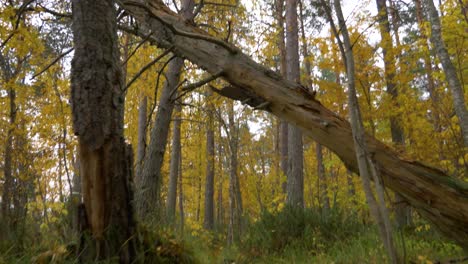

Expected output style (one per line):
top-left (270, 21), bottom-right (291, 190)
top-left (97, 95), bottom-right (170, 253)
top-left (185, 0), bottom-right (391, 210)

top-left (0, 51), bottom-right (16, 236)
top-left (204, 89), bottom-right (215, 230)
top-left (276, 0), bottom-right (289, 194)
top-left (227, 101), bottom-right (243, 244)
top-left (375, 0), bottom-right (411, 229)
top-left (166, 103), bottom-right (181, 223)
top-left (134, 0), bottom-right (194, 223)
top-left (71, 0), bottom-right (136, 261)
top-left (285, 0), bottom-right (304, 208)
top-left (424, 0), bottom-right (468, 148)
top-left (316, 143), bottom-right (330, 213)
top-left (178, 152), bottom-right (185, 231)
top-left (135, 57), bottom-right (184, 222)
top-left (136, 95), bottom-right (147, 178)
top-left (121, 0), bottom-right (468, 250)
top-left (333, 0), bottom-right (398, 262)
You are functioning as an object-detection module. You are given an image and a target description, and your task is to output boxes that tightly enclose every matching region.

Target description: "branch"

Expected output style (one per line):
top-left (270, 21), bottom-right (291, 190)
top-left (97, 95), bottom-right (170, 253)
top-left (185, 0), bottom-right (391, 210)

top-left (123, 0), bottom-right (239, 54)
top-left (38, 4), bottom-right (72, 18)
top-left (171, 70), bottom-right (223, 102)
top-left (124, 46), bottom-right (174, 92)
top-left (30, 47), bottom-right (74, 80)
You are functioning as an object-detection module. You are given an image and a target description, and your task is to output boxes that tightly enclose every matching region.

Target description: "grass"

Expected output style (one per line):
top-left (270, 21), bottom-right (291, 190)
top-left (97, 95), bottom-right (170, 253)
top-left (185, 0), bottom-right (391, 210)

top-left (1, 207), bottom-right (465, 263)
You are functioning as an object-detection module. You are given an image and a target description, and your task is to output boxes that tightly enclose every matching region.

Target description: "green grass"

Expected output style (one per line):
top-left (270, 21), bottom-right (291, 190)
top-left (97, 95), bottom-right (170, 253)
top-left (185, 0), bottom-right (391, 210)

top-left (1, 208), bottom-right (465, 263)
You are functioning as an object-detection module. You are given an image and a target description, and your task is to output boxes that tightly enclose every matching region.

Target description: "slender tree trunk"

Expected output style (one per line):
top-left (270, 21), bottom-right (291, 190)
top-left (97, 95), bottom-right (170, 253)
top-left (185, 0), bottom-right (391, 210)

top-left (166, 103), bottom-right (181, 223)
top-left (71, 0), bottom-right (136, 261)
top-left (136, 96), bottom-right (147, 178)
top-left (276, 0), bottom-right (289, 194)
top-left (134, 0), bottom-right (194, 222)
top-left (333, 0), bottom-right (398, 262)
top-left (204, 89), bottom-right (215, 230)
top-left (227, 102), bottom-right (242, 244)
top-left (316, 143), bottom-right (329, 213)
top-left (375, 0), bottom-right (411, 228)
top-left (285, 0), bottom-right (304, 208)
top-left (424, 0), bottom-right (468, 148)
top-left (1, 87), bottom-right (15, 227)
top-left (217, 137), bottom-right (224, 229)
top-left (178, 152), bottom-right (184, 231)
top-left (135, 57), bottom-right (184, 221)
top-left (0, 52), bottom-right (16, 234)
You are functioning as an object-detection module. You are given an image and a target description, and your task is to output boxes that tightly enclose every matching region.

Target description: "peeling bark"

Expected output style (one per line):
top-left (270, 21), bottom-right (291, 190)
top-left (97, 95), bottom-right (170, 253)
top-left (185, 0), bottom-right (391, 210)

top-left (120, 0), bottom-right (468, 249)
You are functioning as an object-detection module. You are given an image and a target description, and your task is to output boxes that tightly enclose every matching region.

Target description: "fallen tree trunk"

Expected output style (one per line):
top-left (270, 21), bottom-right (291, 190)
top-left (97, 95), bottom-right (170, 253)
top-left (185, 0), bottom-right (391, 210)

top-left (119, 0), bottom-right (468, 249)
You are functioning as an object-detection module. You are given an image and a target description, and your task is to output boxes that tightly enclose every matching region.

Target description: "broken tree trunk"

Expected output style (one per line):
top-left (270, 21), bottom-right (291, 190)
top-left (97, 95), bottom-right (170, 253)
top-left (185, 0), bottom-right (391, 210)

top-left (120, 0), bottom-right (468, 250)
top-left (71, 0), bottom-right (136, 261)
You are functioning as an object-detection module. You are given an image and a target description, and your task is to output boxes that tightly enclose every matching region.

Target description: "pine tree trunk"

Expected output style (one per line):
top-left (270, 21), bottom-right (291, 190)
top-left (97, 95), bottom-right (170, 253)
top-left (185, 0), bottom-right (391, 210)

top-left (285, 0), bottom-right (304, 208)
top-left (275, 0), bottom-right (289, 193)
top-left (71, 0), bottom-right (136, 261)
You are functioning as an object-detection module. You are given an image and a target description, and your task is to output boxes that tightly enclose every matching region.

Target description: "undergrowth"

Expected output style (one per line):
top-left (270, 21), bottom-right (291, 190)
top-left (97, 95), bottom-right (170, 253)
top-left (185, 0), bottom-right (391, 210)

top-left (0, 207), bottom-right (465, 263)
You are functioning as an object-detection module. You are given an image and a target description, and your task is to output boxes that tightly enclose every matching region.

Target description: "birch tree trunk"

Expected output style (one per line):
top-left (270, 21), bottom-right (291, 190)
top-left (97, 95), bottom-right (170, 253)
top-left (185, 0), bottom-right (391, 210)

top-left (333, 0), bottom-right (398, 262)
top-left (424, 0), bottom-right (468, 148)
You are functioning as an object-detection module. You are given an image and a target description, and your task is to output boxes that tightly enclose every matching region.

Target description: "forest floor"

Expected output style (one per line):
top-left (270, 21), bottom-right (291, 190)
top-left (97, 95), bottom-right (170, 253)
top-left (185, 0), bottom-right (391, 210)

top-left (1, 207), bottom-right (466, 263)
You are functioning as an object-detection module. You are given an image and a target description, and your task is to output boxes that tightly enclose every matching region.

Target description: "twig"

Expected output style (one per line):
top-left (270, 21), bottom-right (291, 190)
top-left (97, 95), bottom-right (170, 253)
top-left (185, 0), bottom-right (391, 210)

top-left (192, 0), bottom-right (204, 19)
top-left (30, 47), bottom-right (74, 80)
top-left (38, 4), bottom-right (72, 18)
top-left (121, 31), bottom-right (153, 66)
top-left (124, 46), bottom-right (174, 92)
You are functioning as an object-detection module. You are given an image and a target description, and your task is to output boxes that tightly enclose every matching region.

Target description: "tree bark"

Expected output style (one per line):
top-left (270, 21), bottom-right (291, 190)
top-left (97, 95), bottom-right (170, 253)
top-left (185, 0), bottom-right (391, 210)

top-left (166, 103), bottom-right (181, 223)
top-left (71, 0), bottom-right (136, 261)
top-left (316, 143), bottom-right (330, 213)
top-left (134, 0), bottom-right (194, 223)
top-left (424, 0), bottom-right (468, 148)
top-left (204, 89), bottom-right (215, 230)
top-left (275, 0), bottom-right (289, 193)
top-left (178, 154), bottom-right (185, 231)
top-left (333, 0), bottom-right (398, 261)
top-left (375, 0), bottom-right (411, 229)
top-left (285, 0), bottom-right (304, 208)
top-left (136, 95), bottom-right (147, 179)
top-left (121, 0), bottom-right (468, 250)
top-left (0, 51), bottom-right (16, 235)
